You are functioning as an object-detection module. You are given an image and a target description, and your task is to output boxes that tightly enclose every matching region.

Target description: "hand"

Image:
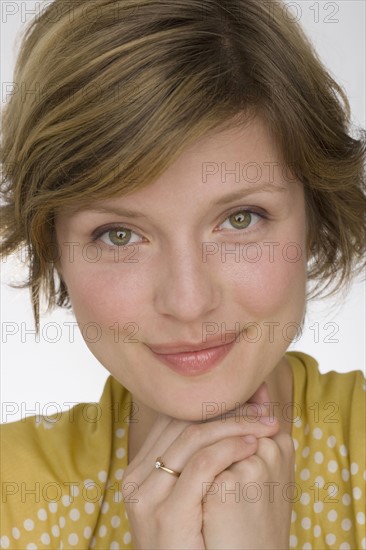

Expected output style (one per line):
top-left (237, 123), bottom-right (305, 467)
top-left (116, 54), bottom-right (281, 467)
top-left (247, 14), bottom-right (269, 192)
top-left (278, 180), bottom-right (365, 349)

top-left (202, 383), bottom-right (295, 549)
top-left (121, 385), bottom-right (279, 550)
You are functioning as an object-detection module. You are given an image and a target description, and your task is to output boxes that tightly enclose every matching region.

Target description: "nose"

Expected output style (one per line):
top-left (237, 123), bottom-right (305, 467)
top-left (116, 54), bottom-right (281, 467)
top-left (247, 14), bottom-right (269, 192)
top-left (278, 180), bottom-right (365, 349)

top-left (153, 240), bottom-right (222, 322)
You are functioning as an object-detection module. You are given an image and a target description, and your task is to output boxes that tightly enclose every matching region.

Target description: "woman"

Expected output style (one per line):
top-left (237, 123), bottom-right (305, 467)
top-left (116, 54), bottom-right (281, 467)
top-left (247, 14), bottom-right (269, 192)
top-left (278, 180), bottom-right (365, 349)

top-left (1, 1), bottom-right (365, 549)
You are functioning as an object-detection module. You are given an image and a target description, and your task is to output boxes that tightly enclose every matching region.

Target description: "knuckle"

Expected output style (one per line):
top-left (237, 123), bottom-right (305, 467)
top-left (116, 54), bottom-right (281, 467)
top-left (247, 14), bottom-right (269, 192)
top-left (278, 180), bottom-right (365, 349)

top-left (241, 454), bottom-right (266, 480)
top-left (121, 474), bottom-right (136, 490)
top-left (258, 436), bottom-right (281, 461)
top-left (214, 470), bottom-right (237, 489)
top-left (281, 433), bottom-right (296, 454)
top-left (190, 448), bottom-right (213, 471)
top-left (179, 422), bottom-right (203, 443)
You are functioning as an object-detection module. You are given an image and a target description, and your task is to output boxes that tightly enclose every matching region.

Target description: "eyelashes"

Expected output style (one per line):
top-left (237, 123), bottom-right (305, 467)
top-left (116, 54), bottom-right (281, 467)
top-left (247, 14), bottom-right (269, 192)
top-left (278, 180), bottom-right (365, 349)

top-left (91, 208), bottom-right (268, 248)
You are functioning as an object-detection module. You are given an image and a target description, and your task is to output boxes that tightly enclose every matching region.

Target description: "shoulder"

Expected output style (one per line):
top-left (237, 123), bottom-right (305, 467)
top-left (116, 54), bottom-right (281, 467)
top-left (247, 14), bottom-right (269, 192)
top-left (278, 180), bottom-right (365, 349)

top-left (1, 374), bottom-right (131, 478)
top-left (286, 350), bottom-right (365, 423)
top-left (286, 351), bottom-right (365, 548)
top-left (0, 375), bottom-right (132, 547)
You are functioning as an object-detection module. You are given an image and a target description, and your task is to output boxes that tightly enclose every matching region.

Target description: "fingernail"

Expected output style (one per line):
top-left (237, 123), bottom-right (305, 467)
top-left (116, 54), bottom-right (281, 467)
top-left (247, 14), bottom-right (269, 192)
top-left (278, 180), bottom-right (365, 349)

top-left (243, 435), bottom-right (257, 444)
top-left (259, 416), bottom-right (277, 425)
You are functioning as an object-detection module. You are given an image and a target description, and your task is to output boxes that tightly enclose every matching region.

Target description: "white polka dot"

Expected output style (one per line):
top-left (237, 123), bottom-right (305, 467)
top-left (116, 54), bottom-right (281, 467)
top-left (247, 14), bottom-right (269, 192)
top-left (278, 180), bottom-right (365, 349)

top-left (357, 512), bottom-right (365, 525)
top-left (83, 526), bottom-right (92, 539)
top-left (315, 476), bottom-right (324, 487)
top-left (301, 517), bottom-right (311, 530)
top-left (302, 544), bottom-right (312, 549)
top-left (116, 447), bottom-right (125, 459)
top-left (70, 485), bottom-right (79, 497)
top-left (300, 493), bottom-right (310, 505)
top-left (342, 493), bottom-right (351, 505)
top-left (327, 510), bottom-right (337, 522)
top-left (26, 545), bottom-right (37, 550)
top-left (37, 508), bottom-right (47, 521)
top-left (294, 417), bottom-right (302, 428)
top-left (313, 428), bottom-right (323, 440)
top-left (40, 533), bottom-right (50, 545)
top-left (48, 502), bottom-right (58, 513)
top-left (327, 435), bottom-right (336, 447)
top-left (339, 444), bottom-right (348, 456)
top-left (350, 462), bottom-right (359, 475)
top-left (110, 543), bottom-right (120, 550)
top-left (313, 501), bottom-right (323, 513)
top-left (313, 525), bottom-right (321, 537)
top-left (83, 478), bottom-right (94, 487)
top-left (12, 528), bottom-right (20, 540)
top-left (85, 502), bottom-right (95, 514)
top-left (113, 491), bottom-right (123, 503)
top-left (99, 525), bottom-right (107, 537)
top-left (325, 534), bottom-right (336, 545)
top-left (111, 515), bottom-right (121, 528)
top-left (68, 533), bottom-right (78, 546)
top-left (293, 438), bottom-right (299, 450)
top-left (289, 535), bottom-right (298, 548)
top-left (364, 470), bottom-right (366, 481)
top-left (62, 494), bottom-right (72, 507)
top-left (51, 525), bottom-right (60, 537)
top-left (362, 538), bottom-right (366, 550)
top-left (59, 516), bottom-right (66, 528)
top-left (300, 468), bottom-right (310, 480)
top-left (314, 451), bottom-right (323, 464)
top-left (302, 446), bottom-right (310, 458)
top-left (342, 469), bottom-right (350, 481)
top-left (291, 510), bottom-right (297, 523)
top-left (0, 537), bottom-right (10, 549)
top-left (116, 428), bottom-right (125, 438)
top-left (98, 470), bottom-right (108, 482)
top-left (327, 484), bottom-right (338, 497)
top-left (341, 519), bottom-right (352, 531)
top-left (101, 501), bottom-right (109, 514)
top-left (353, 487), bottom-right (362, 500)
top-left (24, 519), bottom-right (34, 531)
top-left (328, 460), bottom-right (338, 473)
top-left (340, 544), bottom-right (350, 550)
top-left (114, 468), bottom-right (124, 480)
top-left (91, 536), bottom-right (96, 548)
top-left (69, 508), bottom-right (80, 521)
top-left (123, 532), bottom-right (132, 544)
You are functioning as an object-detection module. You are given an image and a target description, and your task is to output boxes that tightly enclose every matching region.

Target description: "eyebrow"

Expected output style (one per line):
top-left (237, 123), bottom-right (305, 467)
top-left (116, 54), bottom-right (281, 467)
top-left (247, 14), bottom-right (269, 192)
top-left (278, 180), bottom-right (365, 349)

top-left (85, 182), bottom-right (287, 218)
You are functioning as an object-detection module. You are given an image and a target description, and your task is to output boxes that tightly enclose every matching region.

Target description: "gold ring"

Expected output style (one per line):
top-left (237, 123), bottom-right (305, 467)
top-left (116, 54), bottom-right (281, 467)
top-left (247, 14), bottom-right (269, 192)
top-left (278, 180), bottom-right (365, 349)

top-left (155, 456), bottom-right (180, 477)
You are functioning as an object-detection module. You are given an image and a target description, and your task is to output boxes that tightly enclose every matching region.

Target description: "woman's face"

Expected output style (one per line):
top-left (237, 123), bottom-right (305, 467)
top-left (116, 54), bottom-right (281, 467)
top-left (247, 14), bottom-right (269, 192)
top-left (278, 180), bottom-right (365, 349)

top-left (55, 116), bottom-right (308, 420)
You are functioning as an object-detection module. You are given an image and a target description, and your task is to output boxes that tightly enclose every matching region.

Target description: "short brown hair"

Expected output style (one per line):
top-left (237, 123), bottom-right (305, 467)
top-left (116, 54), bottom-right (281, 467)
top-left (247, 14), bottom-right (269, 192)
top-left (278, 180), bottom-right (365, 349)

top-left (1, 0), bottom-right (365, 333)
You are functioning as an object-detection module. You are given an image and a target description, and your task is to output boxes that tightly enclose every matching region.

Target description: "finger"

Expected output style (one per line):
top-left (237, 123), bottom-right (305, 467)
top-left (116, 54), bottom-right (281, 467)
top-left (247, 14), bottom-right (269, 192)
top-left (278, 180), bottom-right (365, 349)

top-left (130, 414), bottom-right (279, 498)
top-left (127, 414), bottom-right (191, 470)
top-left (165, 435), bottom-right (260, 514)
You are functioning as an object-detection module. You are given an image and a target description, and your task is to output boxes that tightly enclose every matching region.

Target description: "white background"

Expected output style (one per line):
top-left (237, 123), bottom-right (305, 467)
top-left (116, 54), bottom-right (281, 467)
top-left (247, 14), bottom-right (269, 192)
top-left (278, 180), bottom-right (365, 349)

top-left (1, 1), bottom-right (365, 422)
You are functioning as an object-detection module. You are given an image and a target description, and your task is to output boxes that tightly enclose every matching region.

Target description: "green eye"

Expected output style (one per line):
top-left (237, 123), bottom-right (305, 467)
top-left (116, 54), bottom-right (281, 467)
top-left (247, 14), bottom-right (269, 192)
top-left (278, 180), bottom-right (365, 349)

top-left (108, 228), bottom-right (131, 246)
top-left (228, 211), bottom-right (252, 229)
top-left (95, 226), bottom-right (142, 247)
top-left (219, 209), bottom-right (264, 232)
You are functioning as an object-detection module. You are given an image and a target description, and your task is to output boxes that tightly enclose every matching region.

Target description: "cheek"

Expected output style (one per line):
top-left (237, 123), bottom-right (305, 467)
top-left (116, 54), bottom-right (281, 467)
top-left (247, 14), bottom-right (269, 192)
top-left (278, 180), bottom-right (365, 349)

top-left (60, 259), bottom-right (150, 329)
top-left (226, 239), bottom-right (307, 319)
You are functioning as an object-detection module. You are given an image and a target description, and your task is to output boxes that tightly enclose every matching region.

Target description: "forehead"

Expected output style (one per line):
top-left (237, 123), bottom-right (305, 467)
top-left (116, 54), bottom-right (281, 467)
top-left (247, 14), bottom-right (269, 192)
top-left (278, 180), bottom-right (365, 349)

top-left (57, 114), bottom-right (296, 219)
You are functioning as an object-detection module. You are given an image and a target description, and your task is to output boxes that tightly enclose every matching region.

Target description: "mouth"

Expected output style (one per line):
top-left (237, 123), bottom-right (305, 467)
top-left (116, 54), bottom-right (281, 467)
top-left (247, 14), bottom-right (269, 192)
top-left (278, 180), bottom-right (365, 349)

top-left (147, 339), bottom-right (237, 376)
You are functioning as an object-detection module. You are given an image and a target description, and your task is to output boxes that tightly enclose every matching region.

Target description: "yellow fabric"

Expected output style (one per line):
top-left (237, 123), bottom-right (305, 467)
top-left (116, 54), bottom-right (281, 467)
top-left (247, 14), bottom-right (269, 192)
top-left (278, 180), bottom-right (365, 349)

top-left (0, 351), bottom-right (365, 550)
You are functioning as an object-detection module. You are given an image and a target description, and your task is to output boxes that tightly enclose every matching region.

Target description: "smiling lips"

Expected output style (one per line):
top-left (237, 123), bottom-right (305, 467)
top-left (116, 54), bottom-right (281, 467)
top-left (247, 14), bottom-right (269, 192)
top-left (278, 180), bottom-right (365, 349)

top-left (147, 336), bottom-right (238, 376)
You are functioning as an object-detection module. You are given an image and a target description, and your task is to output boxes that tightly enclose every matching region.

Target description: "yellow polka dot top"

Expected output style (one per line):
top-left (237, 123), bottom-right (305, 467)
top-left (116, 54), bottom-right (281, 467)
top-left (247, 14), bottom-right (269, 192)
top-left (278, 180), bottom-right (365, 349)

top-left (0, 351), bottom-right (365, 549)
